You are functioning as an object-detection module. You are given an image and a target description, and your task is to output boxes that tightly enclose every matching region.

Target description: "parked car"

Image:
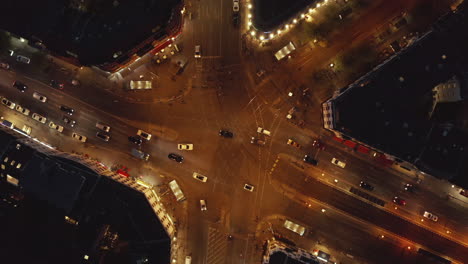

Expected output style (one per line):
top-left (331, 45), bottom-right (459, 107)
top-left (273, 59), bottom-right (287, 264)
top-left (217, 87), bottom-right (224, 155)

top-left (48, 122), bottom-right (64, 132)
top-left (359, 181), bottom-right (374, 191)
top-left (168, 153), bottom-right (184, 163)
top-left (404, 183), bottom-right (415, 192)
top-left (15, 105), bottom-right (30, 116)
top-left (16, 55), bottom-right (31, 64)
top-left (0, 62), bottom-right (10, 70)
top-left (331, 158), bottom-right (346, 168)
top-left (423, 211), bottom-right (438, 222)
top-left (137, 129), bottom-right (152, 140)
top-left (244, 184), bottom-right (254, 192)
top-left (128, 136), bottom-right (143, 145)
top-left (219, 130), bottom-right (233, 138)
top-left (257, 127), bottom-right (271, 136)
top-left (60, 105), bottom-right (74, 115)
top-left (33, 92), bottom-right (47, 102)
top-left (392, 196), bottom-right (406, 206)
top-left (96, 132), bottom-right (110, 142)
top-left (303, 155), bottom-right (318, 165)
top-left (1, 97), bottom-right (16, 109)
top-left (72, 133), bottom-right (87, 142)
top-left (233, 0), bottom-right (239, 12)
top-left (62, 116), bottom-right (76, 127)
top-left (193, 172), bottom-right (207, 182)
top-left (178, 143), bottom-right (194, 150)
top-left (251, 137), bottom-right (266, 146)
top-left (13, 81), bottom-right (27, 92)
top-left (31, 113), bottom-right (47, 124)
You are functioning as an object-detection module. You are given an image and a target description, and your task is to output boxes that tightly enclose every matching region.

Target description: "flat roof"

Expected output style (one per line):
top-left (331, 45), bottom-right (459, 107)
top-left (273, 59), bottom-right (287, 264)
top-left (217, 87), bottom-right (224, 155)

top-left (253, 0), bottom-right (316, 32)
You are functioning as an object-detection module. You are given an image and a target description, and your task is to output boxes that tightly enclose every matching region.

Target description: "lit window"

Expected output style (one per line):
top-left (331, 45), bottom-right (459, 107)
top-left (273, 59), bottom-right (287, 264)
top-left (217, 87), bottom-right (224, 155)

top-left (1, 164), bottom-right (5, 170)
top-left (16, 163), bottom-right (22, 169)
top-left (10, 160), bottom-right (15, 166)
top-left (3, 157), bottom-right (8, 162)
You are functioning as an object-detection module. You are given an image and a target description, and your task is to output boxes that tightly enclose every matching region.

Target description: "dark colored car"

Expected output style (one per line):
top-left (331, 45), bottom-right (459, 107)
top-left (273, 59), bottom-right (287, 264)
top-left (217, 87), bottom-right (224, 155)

top-left (128, 136), bottom-right (143, 145)
top-left (168, 153), bottom-right (184, 163)
top-left (392, 196), bottom-right (406, 206)
top-left (303, 155), bottom-right (318, 166)
top-left (219, 130), bottom-right (233, 138)
top-left (359, 181), bottom-right (374, 191)
top-left (60, 105), bottom-right (74, 115)
top-left (62, 116), bottom-right (76, 127)
top-left (233, 13), bottom-right (240, 27)
top-left (13, 81), bottom-right (27, 92)
top-left (312, 139), bottom-right (325, 150)
top-left (404, 183), bottom-right (415, 192)
top-left (50, 80), bottom-right (64, 90)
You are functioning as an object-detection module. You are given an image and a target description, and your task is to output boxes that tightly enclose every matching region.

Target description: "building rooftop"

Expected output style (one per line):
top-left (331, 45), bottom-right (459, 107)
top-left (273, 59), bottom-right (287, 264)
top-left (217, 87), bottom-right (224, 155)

top-left (329, 3), bottom-right (468, 186)
top-left (0, 0), bottom-right (181, 67)
top-left (253, 0), bottom-right (315, 32)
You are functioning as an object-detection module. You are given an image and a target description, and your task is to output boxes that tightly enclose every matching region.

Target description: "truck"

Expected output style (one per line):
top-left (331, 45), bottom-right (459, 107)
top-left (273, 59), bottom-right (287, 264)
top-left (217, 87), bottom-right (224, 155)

top-left (131, 148), bottom-right (149, 161)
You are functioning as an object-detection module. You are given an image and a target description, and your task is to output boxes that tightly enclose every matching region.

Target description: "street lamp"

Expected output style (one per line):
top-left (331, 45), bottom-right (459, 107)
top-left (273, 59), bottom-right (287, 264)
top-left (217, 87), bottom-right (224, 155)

top-left (288, 92), bottom-right (294, 97)
top-left (250, 31), bottom-right (256, 36)
top-left (248, 4), bottom-right (252, 9)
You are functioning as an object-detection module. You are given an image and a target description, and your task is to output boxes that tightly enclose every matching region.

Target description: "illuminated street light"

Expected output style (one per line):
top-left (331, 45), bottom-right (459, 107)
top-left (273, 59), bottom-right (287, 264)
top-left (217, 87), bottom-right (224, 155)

top-left (334, 179), bottom-right (338, 183)
top-left (259, 35), bottom-right (265, 41)
top-left (317, 3), bottom-right (321, 8)
top-left (329, 63), bottom-right (335, 68)
top-left (380, 235), bottom-right (385, 239)
top-left (308, 8), bottom-right (313, 13)
top-left (269, 33), bottom-right (274, 39)
top-left (451, 185), bottom-right (455, 188)
top-left (285, 24), bottom-right (290, 29)
top-left (321, 173), bottom-right (325, 176)
top-left (321, 209), bottom-right (326, 213)
top-left (301, 14), bottom-right (305, 18)
top-left (248, 13), bottom-right (252, 18)
top-left (20, 38), bottom-right (25, 42)
top-left (446, 230), bottom-right (451, 234)
top-left (407, 246), bottom-right (411, 250)
top-left (293, 19), bottom-right (298, 24)
top-left (442, 54), bottom-right (447, 59)
top-left (250, 31), bottom-right (256, 36)
top-left (248, 21), bottom-right (252, 26)
top-left (277, 29), bottom-right (282, 34)
top-left (288, 92), bottom-right (293, 97)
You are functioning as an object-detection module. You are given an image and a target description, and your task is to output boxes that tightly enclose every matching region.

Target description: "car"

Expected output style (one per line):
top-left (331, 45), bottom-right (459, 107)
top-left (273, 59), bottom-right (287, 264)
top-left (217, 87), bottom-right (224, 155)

top-left (404, 183), bottom-right (415, 192)
top-left (233, 13), bottom-right (240, 27)
top-left (15, 105), bottom-right (30, 116)
top-left (193, 172), bottom-right (207, 182)
top-left (244, 184), bottom-right (254, 192)
top-left (33, 92), bottom-right (47, 102)
top-left (178, 143), bottom-right (194, 150)
top-left (200, 200), bottom-right (207, 211)
top-left (50, 80), bottom-right (64, 90)
top-left (16, 55), bottom-right (30, 64)
top-left (287, 138), bottom-right (301, 148)
top-left (12, 81), bottom-right (28, 92)
top-left (251, 137), bottom-right (266, 146)
top-left (392, 196), bottom-right (406, 206)
top-left (62, 116), bottom-right (76, 127)
top-left (359, 181), bottom-right (374, 191)
top-left (128, 136), bottom-right (143, 145)
top-left (137, 130), bottom-right (152, 140)
top-left (303, 155), bottom-right (318, 165)
top-left (257, 127), bottom-right (271, 136)
top-left (0, 62), bottom-right (10, 70)
top-left (96, 122), bottom-right (111, 132)
top-left (1, 97), bottom-right (16, 109)
top-left (423, 211), bottom-right (438, 222)
top-left (48, 122), bottom-right (64, 132)
top-left (72, 133), bottom-right (87, 142)
top-left (168, 153), bottom-right (184, 163)
top-left (60, 105), bottom-right (74, 115)
top-left (312, 139), bottom-right (326, 150)
top-left (233, 0), bottom-right (239, 12)
top-left (31, 113), bottom-right (47, 124)
top-left (194, 45), bottom-right (201, 58)
top-left (219, 130), bottom-right (233, 138)
top-left (96, 132), bottom-right (110, 142)
top-left (331, 158), bottom-right (346, 168)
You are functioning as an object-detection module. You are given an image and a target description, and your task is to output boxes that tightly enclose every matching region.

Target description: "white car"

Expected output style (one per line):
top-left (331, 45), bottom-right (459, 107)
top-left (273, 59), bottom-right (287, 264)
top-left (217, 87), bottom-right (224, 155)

top-left (423, 211), bottom-right (438, 222)
top-left (96, 122), bottom-right (111, 132)
top-left (16, 55), bottom-right (31, 64)
top-left (178, 143), bottom-right (194, 150)
top-left (33, 92), bottom-right (47, 102)
top-left (193, 172), bottom-right (207, 182)
top-left (137, 129), bottom-right (152, 140)
top-left (331, 158), bottom-right (346, 168)
top-left (194, 45), bottom-right (201, 58)
top-left (32, 113), bottom-right (47, 124)
top-left (1, 97), bottom-right (15, 109)
top-left (72, 133), bottom-right (87, 142)
top-left (48, 122), bottom-right (64, 132)
top-left (244, 184), bottom-right (254, 192)
top-left (233, 0), bottom-right (239, 12)
top-left (15, 105), bottom-right (30, 116)
top-left (200, 200), bottom-right (207, 211)
top-left (257, 127), bottom-right (271, 136)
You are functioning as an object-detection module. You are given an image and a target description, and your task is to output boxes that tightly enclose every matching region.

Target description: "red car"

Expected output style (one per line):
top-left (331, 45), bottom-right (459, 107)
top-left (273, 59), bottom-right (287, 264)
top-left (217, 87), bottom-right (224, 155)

top-left (392, 196), bottom-right (406, 206)
top-left (312, 140), bottom-right (325, 150)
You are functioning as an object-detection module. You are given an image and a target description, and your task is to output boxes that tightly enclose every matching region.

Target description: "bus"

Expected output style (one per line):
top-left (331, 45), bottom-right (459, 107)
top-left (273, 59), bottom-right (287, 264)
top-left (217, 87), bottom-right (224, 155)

top-left (168, 180), bottom-right (186, 202)
top-left (283, 220), bottom-right (306, 236)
